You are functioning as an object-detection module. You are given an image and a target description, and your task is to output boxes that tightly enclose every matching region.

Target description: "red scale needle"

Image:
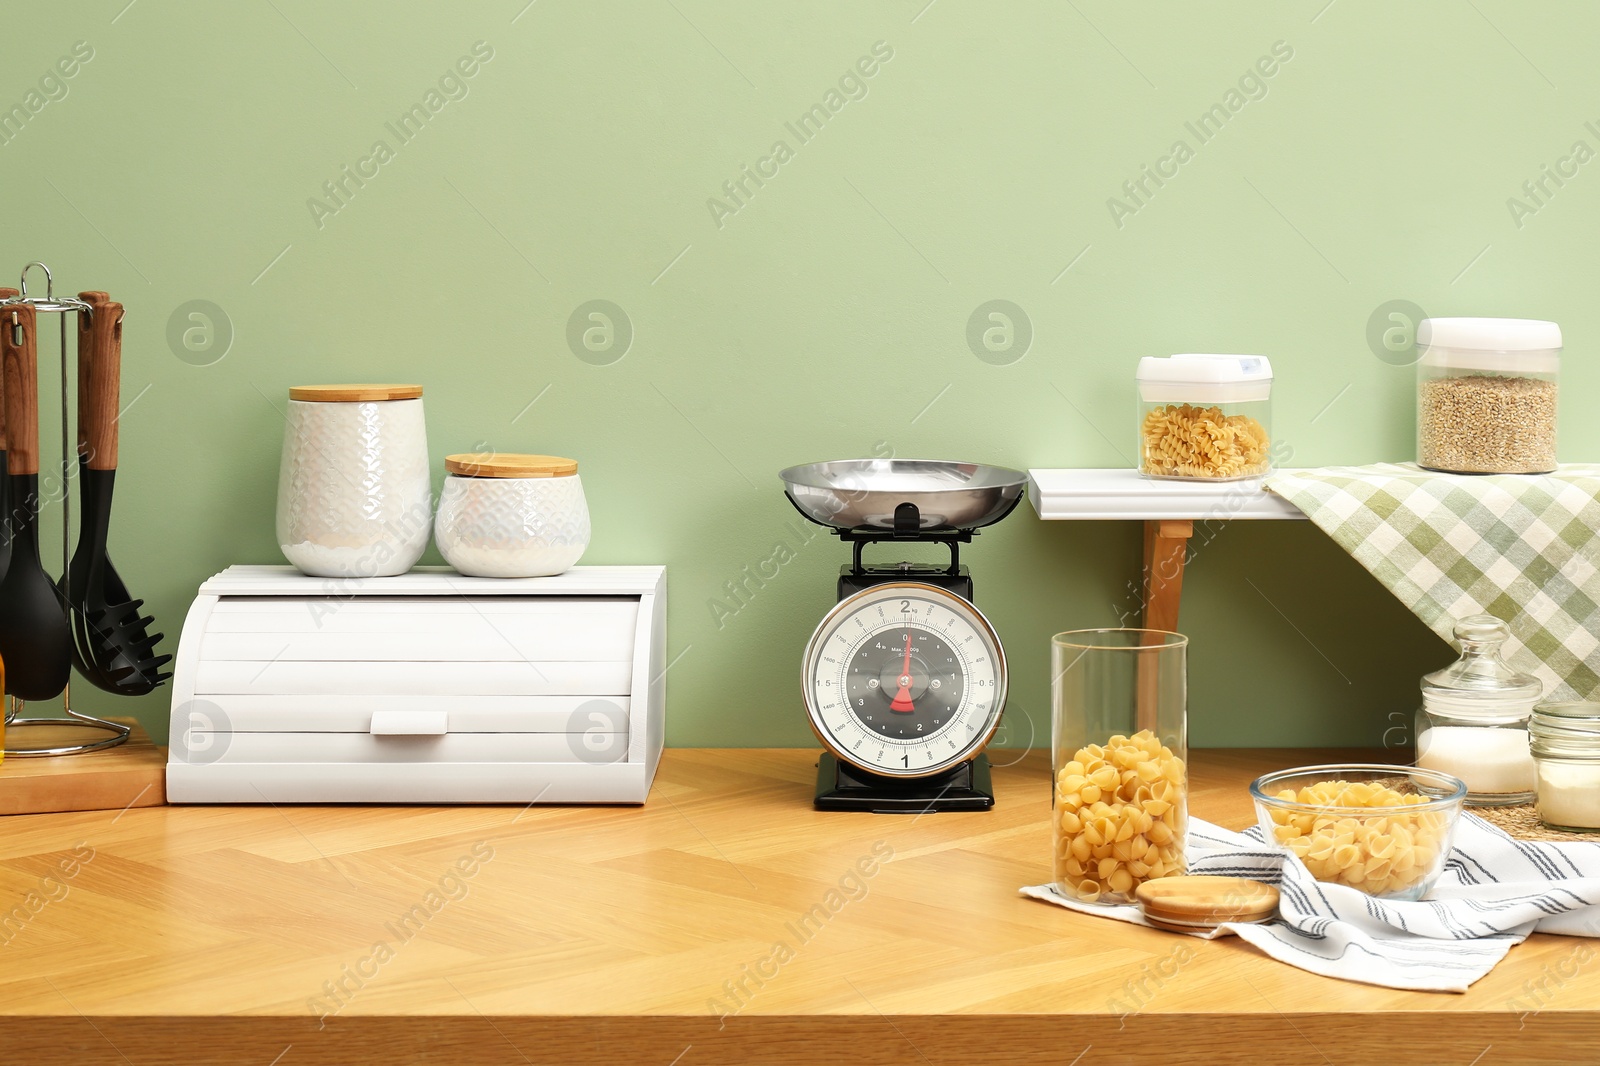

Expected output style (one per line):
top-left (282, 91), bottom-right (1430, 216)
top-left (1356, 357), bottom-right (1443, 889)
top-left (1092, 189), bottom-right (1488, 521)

top-left (889, 633), bottom-right (916, 713)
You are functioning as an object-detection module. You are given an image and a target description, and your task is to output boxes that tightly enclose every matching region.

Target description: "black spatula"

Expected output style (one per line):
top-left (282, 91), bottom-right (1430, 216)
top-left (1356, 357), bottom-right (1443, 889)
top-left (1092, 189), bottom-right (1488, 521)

top-left (0, 303), bottom-right (73, 701)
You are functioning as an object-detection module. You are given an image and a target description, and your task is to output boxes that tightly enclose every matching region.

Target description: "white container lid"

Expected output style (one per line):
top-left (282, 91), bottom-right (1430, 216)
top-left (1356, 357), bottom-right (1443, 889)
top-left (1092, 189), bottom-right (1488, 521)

top-left (1137, 354), bottom-right (1273, 404)
top-left (1417, 318), bottom-right (1561, 374)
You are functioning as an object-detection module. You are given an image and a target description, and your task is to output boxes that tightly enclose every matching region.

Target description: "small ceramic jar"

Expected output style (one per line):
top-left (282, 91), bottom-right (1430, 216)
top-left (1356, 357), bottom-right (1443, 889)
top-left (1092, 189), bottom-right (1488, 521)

top-left (276, 384), bottom-right (433, 578)
top-left (435, 453), bottom-right (590, 578)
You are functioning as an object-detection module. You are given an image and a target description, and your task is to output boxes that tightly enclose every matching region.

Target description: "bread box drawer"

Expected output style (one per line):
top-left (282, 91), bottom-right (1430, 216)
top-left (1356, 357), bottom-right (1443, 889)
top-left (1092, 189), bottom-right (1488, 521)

top-left (167, 565), bottom-right (666, 805)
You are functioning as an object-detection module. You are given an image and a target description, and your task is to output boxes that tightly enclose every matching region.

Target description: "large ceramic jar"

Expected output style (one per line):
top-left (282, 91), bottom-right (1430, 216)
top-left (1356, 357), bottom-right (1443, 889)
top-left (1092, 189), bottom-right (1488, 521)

top-left (435, 453), bottom-right (590, 578)
top-left (275, 384), bottom-right (433, 578)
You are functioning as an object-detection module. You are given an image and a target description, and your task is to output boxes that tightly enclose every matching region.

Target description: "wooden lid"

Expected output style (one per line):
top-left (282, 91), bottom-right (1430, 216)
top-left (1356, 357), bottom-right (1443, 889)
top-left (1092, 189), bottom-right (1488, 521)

top-left (1135, 876), bottom-right (1279, 931)
top-left (445, 453), bottom-right (578, 478)
top-left (289, 384), bottom-right (423, 402)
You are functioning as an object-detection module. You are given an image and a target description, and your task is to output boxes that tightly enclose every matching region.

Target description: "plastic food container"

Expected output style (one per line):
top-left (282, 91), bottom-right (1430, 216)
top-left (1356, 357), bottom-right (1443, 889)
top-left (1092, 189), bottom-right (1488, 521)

top-left (435, 453), bottom-right (591, 578)
top-left (1530, 702), bottom-right (1600, 832)
top-left (1414, 615), bottom-right (1541, 806)
top-left (276, 384), bottom-right (432, 578)
top-left (1137, 354), bottom-right (1273, 480)
top-left (1251, 764), bottom-right (1467, 901)
top-left (1052, 629), bottom-right (1188, 905)
top-left (1416, 318), bottom-right (1560, 474)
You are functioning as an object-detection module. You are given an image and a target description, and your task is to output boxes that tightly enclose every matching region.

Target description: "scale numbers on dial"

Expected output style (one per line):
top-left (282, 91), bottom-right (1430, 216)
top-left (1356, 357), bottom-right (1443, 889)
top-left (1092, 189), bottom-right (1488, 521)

top-left (802, 584), bottom-right (1006, 778)
top-left (847, 628), bottom-right (964, 740)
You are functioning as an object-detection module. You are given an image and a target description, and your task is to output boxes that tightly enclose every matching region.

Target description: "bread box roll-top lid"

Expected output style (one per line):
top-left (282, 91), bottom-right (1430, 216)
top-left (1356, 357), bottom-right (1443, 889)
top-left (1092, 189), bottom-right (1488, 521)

top-left (445, 453), bottom-right (579, 478)
top-left (1417, 318), bottom-right (1561, 374)
top-left (1137, 354), bottom-right (1272, 405)
top-left (289, 384), bottom-right (424, 402)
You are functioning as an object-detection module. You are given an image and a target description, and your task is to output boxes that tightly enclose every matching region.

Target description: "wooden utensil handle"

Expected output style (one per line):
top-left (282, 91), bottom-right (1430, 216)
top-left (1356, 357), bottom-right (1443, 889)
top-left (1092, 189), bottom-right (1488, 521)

top-left (77, 292), bottom-right (118, 468)
top-left (2, 303), bottom-right (38, 475)
top-left (0, 287), bottom-right (15, 453)
top-left (76, 291), bottom-right (108, 459)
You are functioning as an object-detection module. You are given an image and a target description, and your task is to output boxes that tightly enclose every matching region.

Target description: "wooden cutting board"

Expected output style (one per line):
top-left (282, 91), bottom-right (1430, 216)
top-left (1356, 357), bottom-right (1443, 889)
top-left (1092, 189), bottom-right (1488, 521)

top-left (0, 717), bottom-right (165, 815)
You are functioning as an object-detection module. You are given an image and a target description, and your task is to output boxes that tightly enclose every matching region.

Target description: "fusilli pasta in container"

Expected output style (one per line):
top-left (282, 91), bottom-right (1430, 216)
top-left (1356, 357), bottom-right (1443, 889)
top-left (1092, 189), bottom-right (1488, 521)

top-left (1135, 355), bottom-right (1273, 481)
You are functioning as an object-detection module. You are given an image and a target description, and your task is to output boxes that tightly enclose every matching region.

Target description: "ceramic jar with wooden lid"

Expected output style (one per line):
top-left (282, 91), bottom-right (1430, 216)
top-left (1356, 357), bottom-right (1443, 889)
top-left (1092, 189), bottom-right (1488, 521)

top-left (434, 453), bottom-right (591, 578)
top-left (275, 384), bottom-right (433, 578)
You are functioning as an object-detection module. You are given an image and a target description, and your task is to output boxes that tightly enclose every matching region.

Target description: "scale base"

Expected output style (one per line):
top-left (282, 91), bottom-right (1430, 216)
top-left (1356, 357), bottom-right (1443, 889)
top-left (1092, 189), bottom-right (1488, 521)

top-left (813, 752), bottom-right (994, 813)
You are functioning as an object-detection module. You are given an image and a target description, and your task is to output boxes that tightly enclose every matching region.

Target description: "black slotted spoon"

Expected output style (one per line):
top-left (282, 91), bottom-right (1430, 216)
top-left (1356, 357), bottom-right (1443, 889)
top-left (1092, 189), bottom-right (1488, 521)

top-left (65, 292), bottom-right (170, 695)
top-left (0, 302), bottom-right (73, 701)
top-left (0, 286), bottom-right (17, 585)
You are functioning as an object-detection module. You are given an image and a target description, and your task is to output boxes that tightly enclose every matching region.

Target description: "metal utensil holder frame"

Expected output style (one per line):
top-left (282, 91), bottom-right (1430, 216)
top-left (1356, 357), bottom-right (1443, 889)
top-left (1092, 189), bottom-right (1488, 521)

top-left (0, 262), bottom-right (131, 756)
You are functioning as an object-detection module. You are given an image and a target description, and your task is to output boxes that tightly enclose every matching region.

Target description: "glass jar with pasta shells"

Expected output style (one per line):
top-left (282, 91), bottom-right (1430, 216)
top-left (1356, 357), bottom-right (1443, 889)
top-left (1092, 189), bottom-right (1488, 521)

top-left (1051, 629), bottom-right (1188, 905)
top-left (1137, 354), bottom-right (1274, 481)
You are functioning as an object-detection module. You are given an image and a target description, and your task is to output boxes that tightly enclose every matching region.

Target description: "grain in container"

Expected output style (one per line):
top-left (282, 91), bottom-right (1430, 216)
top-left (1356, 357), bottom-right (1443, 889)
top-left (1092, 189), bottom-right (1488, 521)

top-left (1416, 318), bottom-right (1560, 474)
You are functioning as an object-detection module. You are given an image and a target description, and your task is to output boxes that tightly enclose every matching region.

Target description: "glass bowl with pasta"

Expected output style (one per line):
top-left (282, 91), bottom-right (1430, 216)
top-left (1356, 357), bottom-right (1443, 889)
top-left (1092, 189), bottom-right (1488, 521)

top-left (1250, 764), bottom-right (1467, 902)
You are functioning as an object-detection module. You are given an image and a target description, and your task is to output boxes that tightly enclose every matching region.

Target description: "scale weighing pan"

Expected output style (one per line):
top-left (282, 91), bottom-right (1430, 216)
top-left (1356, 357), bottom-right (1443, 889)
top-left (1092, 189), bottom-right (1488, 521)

top-left (780, 459), bottom-right (1027, 532)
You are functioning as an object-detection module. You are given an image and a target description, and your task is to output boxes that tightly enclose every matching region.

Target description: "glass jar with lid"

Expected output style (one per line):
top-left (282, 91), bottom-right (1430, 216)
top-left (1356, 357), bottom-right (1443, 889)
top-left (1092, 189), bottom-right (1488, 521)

top-left (1414, 615), bottom-right (1542, 806)
top-left (1530, 702), bottom-right (1600, 831)
top-left (1416, 318), bottom-right (1560, 474)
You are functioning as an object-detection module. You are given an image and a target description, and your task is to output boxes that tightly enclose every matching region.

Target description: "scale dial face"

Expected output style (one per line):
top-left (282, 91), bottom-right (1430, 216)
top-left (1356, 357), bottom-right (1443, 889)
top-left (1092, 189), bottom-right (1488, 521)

top-left (802, 582), bottom-right (1007, 778)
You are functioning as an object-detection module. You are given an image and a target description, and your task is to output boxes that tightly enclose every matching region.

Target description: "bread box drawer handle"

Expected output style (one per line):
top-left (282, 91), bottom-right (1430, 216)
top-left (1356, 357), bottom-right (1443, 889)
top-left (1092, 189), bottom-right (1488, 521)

top-left (369, 710), bottom-right (450, 735)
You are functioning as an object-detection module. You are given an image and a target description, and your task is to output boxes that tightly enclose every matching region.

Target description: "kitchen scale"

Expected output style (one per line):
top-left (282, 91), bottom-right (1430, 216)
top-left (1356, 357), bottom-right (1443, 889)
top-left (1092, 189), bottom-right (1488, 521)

top-left (780, 459), bottom-right (1027, 813)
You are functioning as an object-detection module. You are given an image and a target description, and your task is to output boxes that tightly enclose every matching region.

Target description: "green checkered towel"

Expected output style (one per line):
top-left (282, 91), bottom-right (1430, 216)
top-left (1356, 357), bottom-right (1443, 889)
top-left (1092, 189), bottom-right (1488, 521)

top-left (1268, 463), bottom-right (1600, 701)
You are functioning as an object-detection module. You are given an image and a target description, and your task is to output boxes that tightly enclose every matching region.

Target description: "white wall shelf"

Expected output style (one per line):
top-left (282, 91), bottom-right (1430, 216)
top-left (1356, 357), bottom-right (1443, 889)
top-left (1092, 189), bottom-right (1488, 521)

top-left (1027, 468), bottom-right (1306, 522)
top-left (1025, 468), bottom-right (1305, 630)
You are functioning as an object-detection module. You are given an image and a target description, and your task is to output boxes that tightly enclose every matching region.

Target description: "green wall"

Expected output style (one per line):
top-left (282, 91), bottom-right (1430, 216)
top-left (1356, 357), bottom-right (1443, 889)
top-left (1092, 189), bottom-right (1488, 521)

top-left (1, 1), bottom-right (1589, 749)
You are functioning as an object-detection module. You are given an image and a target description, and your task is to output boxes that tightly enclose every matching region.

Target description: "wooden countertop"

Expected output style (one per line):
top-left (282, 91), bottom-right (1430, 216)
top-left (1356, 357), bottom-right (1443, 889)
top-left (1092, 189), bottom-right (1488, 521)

top-left (1, 748), bottom-right (1596, 1065)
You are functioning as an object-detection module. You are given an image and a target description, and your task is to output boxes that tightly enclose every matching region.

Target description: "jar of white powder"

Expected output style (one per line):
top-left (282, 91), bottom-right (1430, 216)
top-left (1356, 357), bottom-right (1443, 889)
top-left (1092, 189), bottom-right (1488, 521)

top-left (1531, 702), bottom-right (1600, 832)
top-left (1414, 615), bottom-right (1541, 806)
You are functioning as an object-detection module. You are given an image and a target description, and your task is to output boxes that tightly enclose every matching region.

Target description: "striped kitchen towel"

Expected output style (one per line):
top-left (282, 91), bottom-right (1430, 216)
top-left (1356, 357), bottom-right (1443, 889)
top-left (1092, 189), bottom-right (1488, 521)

top-left (1022, 815), bottom-right (1600, 992)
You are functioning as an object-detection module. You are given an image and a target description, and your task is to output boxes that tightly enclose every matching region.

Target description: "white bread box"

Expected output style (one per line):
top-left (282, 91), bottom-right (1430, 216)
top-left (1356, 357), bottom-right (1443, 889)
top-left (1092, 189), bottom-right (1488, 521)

top-left (166, 565), bottom-right (665, 804)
